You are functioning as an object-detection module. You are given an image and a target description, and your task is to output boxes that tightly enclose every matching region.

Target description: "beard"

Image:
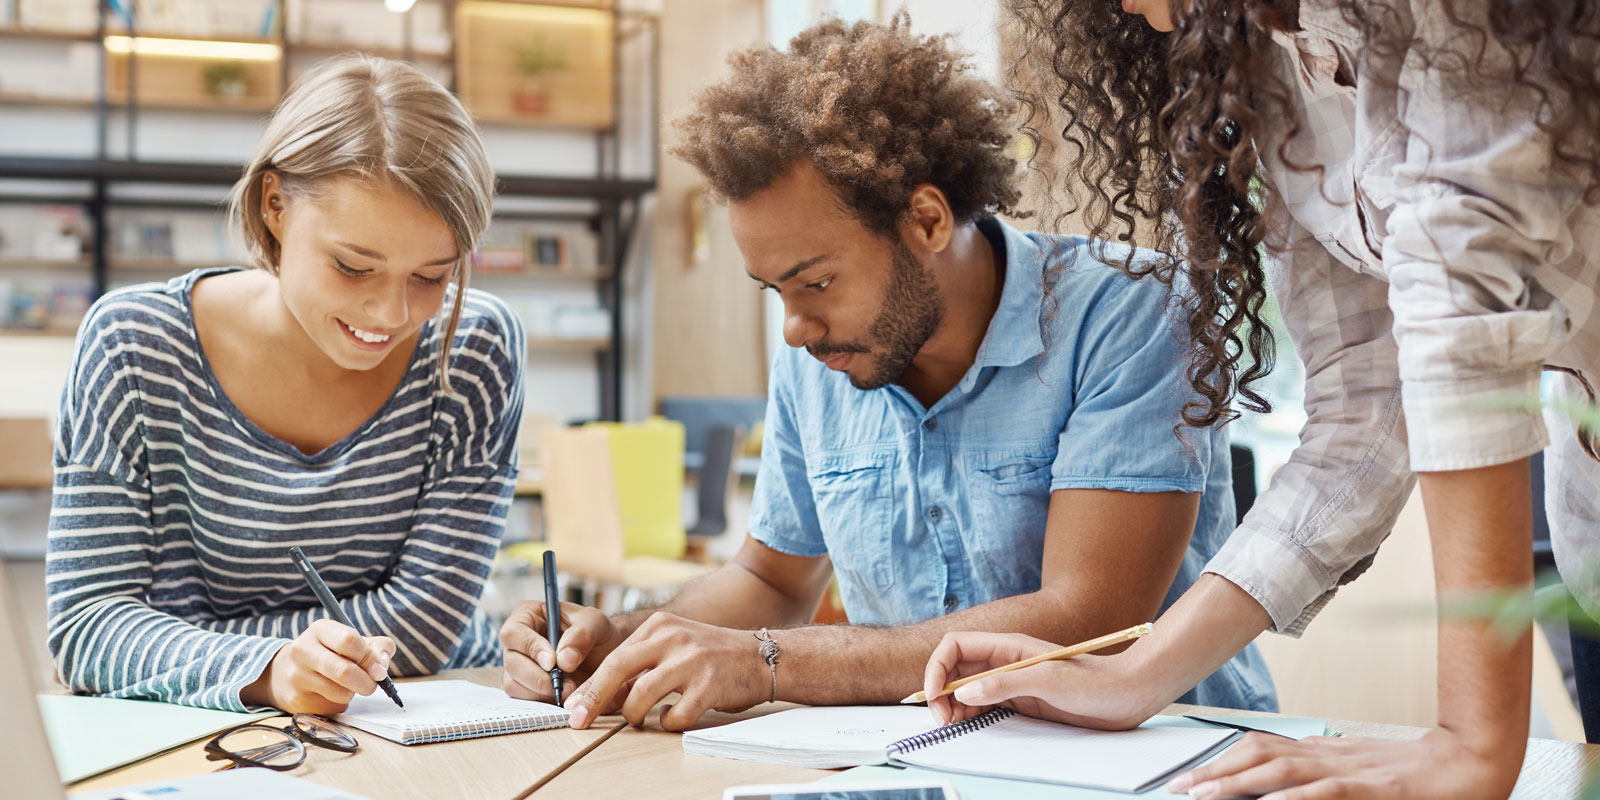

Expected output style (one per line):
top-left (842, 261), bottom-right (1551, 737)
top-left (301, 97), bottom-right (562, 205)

top-left (807, 240), bottom-right (945, 391)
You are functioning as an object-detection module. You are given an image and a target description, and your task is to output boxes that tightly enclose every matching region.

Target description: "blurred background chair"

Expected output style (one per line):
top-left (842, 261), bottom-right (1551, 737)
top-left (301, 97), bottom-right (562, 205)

top-left (529, 422), bottom-right (712, 613)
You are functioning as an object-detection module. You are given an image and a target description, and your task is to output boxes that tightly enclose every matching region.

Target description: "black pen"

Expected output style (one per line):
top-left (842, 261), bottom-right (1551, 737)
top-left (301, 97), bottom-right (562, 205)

top-left (289, 546), bottom-right (404, 709)
top-left (543, 550), bottom-right (564, 706)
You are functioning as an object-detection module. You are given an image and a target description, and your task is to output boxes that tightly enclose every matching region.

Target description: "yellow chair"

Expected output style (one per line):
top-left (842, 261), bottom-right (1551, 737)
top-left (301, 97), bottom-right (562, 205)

top-left (585, 417), bottom-right (687, 561)
top-left (537, 424), bottom-right (711, 610)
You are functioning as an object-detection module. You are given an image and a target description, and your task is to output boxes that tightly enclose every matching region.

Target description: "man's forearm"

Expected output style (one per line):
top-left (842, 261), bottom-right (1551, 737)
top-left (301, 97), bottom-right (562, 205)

top-left (607, 560), bottom-right (820, 641)
top-left (768, 585), bottom-right (1159, 705)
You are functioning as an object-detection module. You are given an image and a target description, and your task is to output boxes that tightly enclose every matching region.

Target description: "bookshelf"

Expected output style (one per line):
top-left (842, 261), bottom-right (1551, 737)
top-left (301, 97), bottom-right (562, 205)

top-left (0, 0), bottom-right (659, 421)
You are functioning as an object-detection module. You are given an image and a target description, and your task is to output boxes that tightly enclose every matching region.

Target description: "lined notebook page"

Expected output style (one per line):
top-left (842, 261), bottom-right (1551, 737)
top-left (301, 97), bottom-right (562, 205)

top-left (682, 705), bottom-right (936, 768)
top-left (891, 714), bottom-right (1236, 792)
top-left (335, 680), bottom-right (569, 745)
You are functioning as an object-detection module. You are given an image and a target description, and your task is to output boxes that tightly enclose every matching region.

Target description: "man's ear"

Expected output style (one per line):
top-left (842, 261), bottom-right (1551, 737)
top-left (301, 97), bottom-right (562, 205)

top-left (903, 183), bottom-right (954, 255)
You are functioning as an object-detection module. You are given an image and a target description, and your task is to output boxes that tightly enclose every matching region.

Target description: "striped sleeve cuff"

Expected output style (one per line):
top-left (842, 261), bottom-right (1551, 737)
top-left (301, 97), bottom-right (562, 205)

top-left (227, 637), bottom-right (293, 712)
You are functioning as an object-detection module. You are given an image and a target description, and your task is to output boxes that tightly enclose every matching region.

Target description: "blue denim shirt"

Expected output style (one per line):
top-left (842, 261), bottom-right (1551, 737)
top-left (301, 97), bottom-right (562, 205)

top-left (748, 218), bottom-right (1276, 711)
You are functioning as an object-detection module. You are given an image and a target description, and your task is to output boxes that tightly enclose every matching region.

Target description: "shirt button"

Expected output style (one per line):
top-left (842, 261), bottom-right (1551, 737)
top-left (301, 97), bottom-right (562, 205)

top-left (928, 506), bottom-right (942, 521)
top-left (924, 418), bottom-right (937, 431)
top-left (944, 594), bottom-right (958, 612)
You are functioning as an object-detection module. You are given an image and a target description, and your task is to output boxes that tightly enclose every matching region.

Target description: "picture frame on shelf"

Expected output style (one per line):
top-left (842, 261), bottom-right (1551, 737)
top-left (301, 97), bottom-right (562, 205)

top-left (525, 232), bottom-right (568, 269)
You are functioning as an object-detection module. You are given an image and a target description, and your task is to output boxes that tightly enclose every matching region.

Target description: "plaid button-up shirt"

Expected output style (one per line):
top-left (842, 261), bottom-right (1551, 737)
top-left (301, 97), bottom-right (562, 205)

top-left (1205, 0), bottom-right (1600, 634)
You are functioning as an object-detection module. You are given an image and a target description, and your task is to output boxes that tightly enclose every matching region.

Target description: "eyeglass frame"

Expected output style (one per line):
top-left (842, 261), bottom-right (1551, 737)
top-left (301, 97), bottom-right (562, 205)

top-left (204, 713), bottom-right (359, 771)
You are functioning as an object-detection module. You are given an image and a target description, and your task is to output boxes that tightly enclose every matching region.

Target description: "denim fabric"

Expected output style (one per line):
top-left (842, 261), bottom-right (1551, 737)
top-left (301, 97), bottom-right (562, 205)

top-left (748, 218), bottom-right (1277, 712)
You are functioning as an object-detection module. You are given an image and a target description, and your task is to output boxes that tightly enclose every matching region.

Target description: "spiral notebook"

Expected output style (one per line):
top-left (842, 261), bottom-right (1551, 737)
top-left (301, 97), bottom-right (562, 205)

top-left (683, 706), bottom-right (1237, 793)
top-left (333, 680), bottom-right (570, 745)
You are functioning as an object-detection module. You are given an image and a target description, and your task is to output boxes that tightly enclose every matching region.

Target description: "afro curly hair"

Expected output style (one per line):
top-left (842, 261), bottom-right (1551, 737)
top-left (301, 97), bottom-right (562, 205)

top-left (670, 12), bottom-right (1021, 238)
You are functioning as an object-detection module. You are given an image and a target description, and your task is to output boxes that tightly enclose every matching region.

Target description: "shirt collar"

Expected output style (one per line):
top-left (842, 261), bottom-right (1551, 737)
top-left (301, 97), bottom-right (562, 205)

top-left (1270, 0), bottom-right (1358, 97)
top-left (963, 217), bottom-right (1046, 385)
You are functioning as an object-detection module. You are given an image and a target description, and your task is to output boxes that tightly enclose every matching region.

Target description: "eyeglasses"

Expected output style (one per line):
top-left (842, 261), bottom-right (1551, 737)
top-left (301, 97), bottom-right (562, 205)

top-left (205, 713), bottom-right (359, 771)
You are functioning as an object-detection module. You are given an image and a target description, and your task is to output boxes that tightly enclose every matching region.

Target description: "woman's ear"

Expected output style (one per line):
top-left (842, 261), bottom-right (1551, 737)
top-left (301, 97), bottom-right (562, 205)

top-left (260, 171), bottom-right (286, 238)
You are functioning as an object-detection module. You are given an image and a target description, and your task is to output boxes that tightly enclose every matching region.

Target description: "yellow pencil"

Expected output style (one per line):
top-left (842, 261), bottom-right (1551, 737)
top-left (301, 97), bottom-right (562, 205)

top-left (901, 622), bottom-right (1153, 704)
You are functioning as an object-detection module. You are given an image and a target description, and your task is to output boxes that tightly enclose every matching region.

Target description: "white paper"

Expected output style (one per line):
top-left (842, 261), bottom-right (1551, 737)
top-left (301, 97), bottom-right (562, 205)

top-left (335, 680), bottom-right (568, 743)
top-left (683, 706), bottom-right (938, 769)
top-left (892, 714), bottom-right (1235, 792)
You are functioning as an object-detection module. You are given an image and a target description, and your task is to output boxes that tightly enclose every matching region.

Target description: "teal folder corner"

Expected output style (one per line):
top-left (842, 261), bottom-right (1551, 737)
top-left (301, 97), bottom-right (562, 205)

top-left (37, 694), bottom-right (277, 784)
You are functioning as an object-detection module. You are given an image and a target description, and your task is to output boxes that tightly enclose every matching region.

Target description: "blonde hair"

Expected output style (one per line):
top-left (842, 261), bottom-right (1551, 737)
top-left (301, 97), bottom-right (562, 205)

top-left (228, 54), bottom-right (495, 389)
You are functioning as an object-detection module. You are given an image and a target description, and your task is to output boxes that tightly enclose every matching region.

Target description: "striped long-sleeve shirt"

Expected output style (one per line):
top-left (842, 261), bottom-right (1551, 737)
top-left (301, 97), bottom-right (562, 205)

top-left (46, 267), bottom-right (524, 711)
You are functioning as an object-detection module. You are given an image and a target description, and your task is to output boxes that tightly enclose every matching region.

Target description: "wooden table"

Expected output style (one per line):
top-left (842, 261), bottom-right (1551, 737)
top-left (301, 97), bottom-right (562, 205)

top-left (69, 670), bottom-right (1600, 799)
top-left (69, 667), bottom-right (613, 800)
top-left (535, 701), bottom-right (1600, 800)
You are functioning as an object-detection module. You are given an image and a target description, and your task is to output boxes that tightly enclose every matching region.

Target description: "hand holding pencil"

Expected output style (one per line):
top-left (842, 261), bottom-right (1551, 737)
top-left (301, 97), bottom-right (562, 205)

top-left (919, 623), bottom-right (1154, 728)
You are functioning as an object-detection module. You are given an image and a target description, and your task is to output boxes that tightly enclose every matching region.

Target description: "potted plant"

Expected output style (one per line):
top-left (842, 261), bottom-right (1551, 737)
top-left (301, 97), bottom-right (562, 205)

top-left (509, 33), bottom-right (568, 115)
top-left (201, 62), bottom-right (248, 103)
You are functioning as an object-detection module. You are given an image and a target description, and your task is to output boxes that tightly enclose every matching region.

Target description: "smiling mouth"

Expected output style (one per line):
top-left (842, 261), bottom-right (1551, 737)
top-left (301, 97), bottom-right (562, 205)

top-left (341, 320), bottom-right (394, 345)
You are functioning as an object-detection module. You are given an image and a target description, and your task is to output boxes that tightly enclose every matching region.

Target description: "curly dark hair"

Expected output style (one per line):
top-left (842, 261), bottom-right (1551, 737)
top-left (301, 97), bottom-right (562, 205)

top-left (670, 12), bottom-right (1022, 238)
top-left (1006, 0), bottom-right (1600, 428)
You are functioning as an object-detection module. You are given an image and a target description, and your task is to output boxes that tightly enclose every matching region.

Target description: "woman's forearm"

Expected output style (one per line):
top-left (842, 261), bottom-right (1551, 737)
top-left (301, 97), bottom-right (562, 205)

top-left (1418, 459), bottom-right (1533, 766)
top-left (1114, 573), bottom-right (1276, 720)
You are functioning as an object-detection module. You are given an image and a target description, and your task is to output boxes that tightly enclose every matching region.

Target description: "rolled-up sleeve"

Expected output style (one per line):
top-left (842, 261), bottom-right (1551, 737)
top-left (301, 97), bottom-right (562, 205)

top-left (1205, 215), bottom-right (1417, 635)
top-left (1381, 2), bottom-right (1584, 471)
top-left (747, 350), bottom-right (828, 558)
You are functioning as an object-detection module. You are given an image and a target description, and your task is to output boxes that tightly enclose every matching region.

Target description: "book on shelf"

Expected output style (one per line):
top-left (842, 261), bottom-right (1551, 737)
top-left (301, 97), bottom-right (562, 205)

top-left (525, 232), bottom-right (569, 269)
top-left (112, 219), bottom-right (175, 262)
top-left (101, 0), bottom-right (278, 40)
top-left (0, 278), bottom-right (91, 332)
top-left (31, 206), bottom-right (89, 262)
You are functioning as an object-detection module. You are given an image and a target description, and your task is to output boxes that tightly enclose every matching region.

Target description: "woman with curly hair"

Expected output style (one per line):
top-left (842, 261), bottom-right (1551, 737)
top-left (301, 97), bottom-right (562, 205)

top-left (925, 1), bottom-right (1600, 797)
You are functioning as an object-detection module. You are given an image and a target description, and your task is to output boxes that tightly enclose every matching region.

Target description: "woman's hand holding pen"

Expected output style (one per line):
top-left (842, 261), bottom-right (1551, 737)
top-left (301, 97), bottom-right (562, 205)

top-left (922, 631), bottom-right (1156, 730)
top-left (500, 600), bottom-right (622, 706)
top-left (242, 619), bottom-right (397, 714)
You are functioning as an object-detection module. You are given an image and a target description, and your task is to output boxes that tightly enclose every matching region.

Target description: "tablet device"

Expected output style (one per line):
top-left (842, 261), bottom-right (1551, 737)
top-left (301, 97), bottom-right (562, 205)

top-left (723, 779), bottom-right (961, 800)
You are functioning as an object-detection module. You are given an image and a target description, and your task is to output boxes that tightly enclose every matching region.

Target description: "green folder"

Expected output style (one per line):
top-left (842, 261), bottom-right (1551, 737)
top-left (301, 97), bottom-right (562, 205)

top-left (37, 694), bottom-right (278, 784)
top-left (816, 715), bottom-right (1327, 799)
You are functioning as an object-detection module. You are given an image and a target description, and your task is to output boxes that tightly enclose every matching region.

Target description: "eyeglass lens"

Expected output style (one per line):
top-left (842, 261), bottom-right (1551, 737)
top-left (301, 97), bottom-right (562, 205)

top-left (214, 726), bottom-right (305, 769)
top-left (293, 714), bottom-right (359, 751)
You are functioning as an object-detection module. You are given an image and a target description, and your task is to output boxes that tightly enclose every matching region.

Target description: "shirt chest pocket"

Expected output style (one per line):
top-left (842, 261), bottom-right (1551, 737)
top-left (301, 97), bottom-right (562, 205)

top-left (970, 450), bottom-right (1054, 496)
top-left (965, 449), bottom-right (1053, 594)
top-left (807, 451), bottom-right (896, 592)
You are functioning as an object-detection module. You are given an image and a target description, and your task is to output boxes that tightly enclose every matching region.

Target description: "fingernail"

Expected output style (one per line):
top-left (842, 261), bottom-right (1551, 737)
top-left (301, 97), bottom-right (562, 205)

top-left (556, 648), bottom-right (579, 672)
top-left (536, 651), bottom-right (554, 671)
top-left (953, 683), bottom-right (983, 704)
top-left (569, 704), bottom-right (591, 729)
top-left (1189, 781), bottom-right (1219, 799)
top-left (1165, 773), bottom-right (1194, 792)
top-left (367, 662), bottom-right (386, 681)
top-left (379, 652), bottom-right (391, 668)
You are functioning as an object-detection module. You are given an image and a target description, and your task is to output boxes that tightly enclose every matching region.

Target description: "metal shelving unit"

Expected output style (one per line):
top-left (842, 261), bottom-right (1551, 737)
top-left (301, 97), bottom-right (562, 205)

top-left (0, 0), bottom-right (658, 421)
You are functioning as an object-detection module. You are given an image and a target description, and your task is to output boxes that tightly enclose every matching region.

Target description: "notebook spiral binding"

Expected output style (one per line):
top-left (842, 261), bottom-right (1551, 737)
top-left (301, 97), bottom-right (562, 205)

top-left (886, 707), bottom-right (1017, 754)
top-left (408, 711), bottom-right (569, 744)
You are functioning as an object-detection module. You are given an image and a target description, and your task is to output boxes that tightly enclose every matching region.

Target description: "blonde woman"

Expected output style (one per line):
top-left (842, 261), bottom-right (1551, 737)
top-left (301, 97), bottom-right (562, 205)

top-left (45, 55), bottom-right (524, 714)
